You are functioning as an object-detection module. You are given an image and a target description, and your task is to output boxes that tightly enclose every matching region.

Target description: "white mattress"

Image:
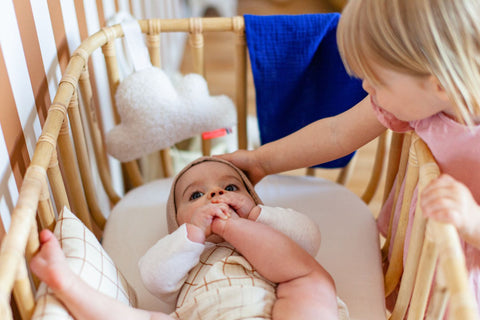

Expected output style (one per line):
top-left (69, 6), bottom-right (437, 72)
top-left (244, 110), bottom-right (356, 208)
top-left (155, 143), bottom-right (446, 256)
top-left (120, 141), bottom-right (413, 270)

top-left (103, 174), bottom-right (386, 319)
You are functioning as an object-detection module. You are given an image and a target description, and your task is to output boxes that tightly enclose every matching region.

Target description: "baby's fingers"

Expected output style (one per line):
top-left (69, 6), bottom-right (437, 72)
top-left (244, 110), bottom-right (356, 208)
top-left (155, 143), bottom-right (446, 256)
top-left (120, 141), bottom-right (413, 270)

top-left (212, 203), bottom-right (231, 219)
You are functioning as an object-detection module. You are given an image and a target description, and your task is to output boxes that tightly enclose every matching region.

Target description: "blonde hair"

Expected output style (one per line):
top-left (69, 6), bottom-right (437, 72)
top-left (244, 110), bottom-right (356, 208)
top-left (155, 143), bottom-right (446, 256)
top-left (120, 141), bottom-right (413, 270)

top-left (337, 0), bottom-right (480, 125)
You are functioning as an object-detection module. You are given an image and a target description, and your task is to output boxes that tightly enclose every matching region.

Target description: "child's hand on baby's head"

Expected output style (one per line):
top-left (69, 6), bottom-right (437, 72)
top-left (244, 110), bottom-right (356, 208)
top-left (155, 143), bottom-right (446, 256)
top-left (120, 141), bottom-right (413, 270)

top-left (421, 174), bottom-right (480, 238)
top-left (216, 151), bottom-right (265, 185)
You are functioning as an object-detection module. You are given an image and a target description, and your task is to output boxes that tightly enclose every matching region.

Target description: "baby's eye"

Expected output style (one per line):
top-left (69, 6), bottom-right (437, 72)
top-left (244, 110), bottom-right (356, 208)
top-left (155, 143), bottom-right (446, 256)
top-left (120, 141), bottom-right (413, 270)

top-left (225, 184), bottom-right (238, 192)
top-left (189, 191), bottom-right (204, 201)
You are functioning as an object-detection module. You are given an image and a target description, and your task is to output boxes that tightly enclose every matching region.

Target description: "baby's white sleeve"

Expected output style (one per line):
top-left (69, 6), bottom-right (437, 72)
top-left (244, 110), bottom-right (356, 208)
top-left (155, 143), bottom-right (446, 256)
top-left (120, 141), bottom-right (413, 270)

top-left (256, 205), bottom-right (321, 256)
top-left (138, 223), bottom-right (204, 303)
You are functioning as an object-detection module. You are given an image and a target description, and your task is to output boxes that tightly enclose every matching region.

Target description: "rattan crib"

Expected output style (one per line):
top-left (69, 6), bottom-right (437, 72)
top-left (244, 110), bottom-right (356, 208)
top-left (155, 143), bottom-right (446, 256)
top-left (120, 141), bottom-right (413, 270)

top-left (0, 16), bottom-right (477, 320)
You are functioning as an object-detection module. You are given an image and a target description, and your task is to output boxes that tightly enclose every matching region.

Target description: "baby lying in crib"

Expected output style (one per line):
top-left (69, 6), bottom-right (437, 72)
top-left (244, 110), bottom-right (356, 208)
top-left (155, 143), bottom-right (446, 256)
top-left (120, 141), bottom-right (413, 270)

top-left (31, 157), bottom-right (347, 319)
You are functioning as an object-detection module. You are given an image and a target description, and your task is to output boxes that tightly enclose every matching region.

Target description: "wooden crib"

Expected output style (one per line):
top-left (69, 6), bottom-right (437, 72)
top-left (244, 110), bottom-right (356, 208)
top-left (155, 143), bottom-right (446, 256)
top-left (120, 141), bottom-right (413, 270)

top-left (0, 16), bottom-right (477, 320)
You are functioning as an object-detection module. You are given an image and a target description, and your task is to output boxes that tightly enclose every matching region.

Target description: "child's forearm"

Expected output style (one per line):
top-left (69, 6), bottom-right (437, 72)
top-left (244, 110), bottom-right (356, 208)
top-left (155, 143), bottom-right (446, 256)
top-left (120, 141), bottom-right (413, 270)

top-left (256, 97), bottom-right (385, 175)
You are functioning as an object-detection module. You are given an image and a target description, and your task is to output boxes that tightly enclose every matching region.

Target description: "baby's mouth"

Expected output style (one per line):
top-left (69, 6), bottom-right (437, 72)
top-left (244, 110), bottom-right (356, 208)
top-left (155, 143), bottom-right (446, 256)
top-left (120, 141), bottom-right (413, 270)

top-left (229, 206), bottom-right (239, 216)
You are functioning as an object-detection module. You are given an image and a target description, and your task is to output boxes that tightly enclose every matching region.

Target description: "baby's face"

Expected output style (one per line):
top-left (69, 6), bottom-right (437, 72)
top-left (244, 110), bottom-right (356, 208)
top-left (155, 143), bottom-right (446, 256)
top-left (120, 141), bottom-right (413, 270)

top-left (174, 161), bottom-right (254, 226)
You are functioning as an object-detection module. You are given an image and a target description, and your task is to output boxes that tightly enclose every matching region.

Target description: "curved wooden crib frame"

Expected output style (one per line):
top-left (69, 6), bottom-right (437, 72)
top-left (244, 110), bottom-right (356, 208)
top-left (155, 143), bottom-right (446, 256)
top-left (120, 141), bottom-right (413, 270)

top-left (0, 16), bottom-right (477, 320)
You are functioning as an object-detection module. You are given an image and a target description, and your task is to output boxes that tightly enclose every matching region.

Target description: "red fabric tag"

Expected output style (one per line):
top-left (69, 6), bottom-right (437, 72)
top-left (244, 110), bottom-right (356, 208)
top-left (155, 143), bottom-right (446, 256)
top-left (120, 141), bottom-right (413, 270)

top-left (202, 128), bottom-right (232, 140)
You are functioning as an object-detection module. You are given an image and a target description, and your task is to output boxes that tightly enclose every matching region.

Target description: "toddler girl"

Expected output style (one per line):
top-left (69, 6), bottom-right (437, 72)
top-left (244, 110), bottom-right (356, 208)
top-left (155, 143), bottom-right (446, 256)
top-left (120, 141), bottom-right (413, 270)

top-left (220, 0), bottom-right (480, 315)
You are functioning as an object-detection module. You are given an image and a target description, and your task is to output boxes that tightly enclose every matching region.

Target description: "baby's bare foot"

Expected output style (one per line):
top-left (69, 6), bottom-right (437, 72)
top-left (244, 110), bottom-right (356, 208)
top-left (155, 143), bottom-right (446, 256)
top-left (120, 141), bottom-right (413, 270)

top-left (30, 230), bottom-right (74, 293)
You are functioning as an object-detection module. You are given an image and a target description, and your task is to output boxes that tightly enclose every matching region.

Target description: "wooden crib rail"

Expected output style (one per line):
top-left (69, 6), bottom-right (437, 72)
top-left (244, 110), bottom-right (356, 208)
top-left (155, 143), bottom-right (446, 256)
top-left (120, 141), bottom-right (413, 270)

top-left (384, 133), bottom-right (478, 320)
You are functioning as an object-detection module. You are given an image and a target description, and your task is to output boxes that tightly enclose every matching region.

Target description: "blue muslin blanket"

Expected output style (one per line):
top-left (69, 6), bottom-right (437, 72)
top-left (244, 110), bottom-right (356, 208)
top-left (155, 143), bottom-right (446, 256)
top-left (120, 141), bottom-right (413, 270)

top-left (244, 13), bottom-right (367, 168)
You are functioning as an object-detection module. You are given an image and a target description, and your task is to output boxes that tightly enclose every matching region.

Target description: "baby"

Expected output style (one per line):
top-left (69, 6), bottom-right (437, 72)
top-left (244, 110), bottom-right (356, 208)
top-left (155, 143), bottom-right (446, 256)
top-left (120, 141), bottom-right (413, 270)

top-left (139, 156), bottom-right (347, 319)
top-left (30, 157), bottom-right (346, 319)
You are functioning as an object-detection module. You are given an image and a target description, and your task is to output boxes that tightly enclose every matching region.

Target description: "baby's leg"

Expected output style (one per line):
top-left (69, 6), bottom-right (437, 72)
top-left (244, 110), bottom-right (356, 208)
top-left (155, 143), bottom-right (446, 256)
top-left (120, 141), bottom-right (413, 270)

top-left (212, 218), bottom-right (339, 319)
top-left (31, 230), bottom-right (173, 320)
top-left (273, 268), bottom-right (339, 320)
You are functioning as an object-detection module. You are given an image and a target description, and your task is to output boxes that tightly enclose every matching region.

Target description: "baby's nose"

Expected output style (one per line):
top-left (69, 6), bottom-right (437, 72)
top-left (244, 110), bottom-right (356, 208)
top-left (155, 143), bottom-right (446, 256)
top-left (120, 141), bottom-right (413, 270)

top-left (209, 190), bottom-right (224, 199)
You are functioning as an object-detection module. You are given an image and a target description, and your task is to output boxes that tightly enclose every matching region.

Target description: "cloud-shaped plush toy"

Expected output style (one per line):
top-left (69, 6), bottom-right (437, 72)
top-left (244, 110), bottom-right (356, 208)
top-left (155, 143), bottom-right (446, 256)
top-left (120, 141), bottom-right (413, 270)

top-left (106, 67), bottom-right (237, 162)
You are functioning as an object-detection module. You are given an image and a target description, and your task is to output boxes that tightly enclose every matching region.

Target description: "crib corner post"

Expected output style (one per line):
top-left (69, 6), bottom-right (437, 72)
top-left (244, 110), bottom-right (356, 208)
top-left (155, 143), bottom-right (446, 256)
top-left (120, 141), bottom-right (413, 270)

top-left (232, 17), bottom-right (248, 150)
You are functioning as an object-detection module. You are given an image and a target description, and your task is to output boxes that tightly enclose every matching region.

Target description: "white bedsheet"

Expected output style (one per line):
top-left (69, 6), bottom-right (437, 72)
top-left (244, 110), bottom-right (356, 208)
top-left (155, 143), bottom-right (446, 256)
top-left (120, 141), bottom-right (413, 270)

top-left (102, 174), bottom-right (386, 319)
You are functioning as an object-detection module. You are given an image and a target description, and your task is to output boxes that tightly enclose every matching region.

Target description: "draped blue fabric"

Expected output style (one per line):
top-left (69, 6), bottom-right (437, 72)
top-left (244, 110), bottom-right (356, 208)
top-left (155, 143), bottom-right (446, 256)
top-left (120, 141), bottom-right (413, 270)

top-left (244, 13), bottom-right (367, 168)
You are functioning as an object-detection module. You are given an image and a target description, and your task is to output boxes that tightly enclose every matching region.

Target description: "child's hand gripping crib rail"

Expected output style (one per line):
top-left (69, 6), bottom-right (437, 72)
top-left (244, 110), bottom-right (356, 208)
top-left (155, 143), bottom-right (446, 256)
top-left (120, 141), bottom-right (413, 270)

top-left (0, 15), bottom-right (477, 320)
top-left (382, 132), bottom-right (478, 319)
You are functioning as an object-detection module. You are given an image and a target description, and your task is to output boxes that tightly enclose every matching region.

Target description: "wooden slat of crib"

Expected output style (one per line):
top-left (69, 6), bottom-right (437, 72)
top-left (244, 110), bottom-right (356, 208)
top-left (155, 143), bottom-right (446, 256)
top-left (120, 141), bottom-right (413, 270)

top-left (336, 155), bottom-right (357, 185)
top-left (382, 132), bottom-right (411, 261)
top-left (436, 223), bottom-right (478, 319)
top-left (233, 17), bottom-right (248, 150)
top-left (145, 25), bottom-right (174, 178)
top-left (391, 135), bottom-right (437, 319)
top-left (47, 148), bottom-right (71, 213)
top-left (383, 132), bottom-right (404, 205)
top-left (406, 222), bottom-right (438, 319)
top-left (12, 257), bottom-right (35, 320)
top-left (78, 69), bottom-right (121, 204)
top-left (146, 25), bottom-right (161, 68)
top-left (384, 136), bottom-right (419, 296)
top-left (100, 40), bottom-right (121, 123)
top-left (189, 18), bottom-right (205, 78)
top-left (187, 18), bottom-right (212, 157)
top-left (68, 91), bottom-right (106, 230)
top-left (37, 173), bottom-right (55, 232)
top-left (101, 39), bottom-right (144, 188)
top-left (361, 130), bottom-right (388, 203)
top-left (425, 276), bottom-right (449, 320)
top-left (57, 118), bottom-right (94, 231)
top-left (25, 221), bottom-right (40, 288)
top-left (405, 139), bottom-right (442, 319)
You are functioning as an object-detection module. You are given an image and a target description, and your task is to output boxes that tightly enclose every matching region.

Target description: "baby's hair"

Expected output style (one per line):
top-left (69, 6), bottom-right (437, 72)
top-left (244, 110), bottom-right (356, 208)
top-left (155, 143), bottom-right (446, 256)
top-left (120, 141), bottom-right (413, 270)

top-left (337, 0), bottom-right (480, 126)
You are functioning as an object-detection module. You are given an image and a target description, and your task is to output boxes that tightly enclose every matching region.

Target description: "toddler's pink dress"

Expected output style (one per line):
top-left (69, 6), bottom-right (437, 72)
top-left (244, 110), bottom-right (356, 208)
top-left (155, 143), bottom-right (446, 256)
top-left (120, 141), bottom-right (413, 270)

top-left (373, 105), bottom-right (480, 315)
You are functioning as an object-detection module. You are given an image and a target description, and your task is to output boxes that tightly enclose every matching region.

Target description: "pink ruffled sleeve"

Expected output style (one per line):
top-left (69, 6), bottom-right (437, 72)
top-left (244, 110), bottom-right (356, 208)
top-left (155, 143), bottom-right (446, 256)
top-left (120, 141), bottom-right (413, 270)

top-left (371, 103), bottom-right (413, 132)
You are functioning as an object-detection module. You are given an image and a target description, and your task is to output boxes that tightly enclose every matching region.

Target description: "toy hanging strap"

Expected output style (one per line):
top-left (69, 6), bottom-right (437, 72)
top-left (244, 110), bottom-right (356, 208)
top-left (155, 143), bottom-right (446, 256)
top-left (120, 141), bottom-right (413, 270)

top-left (120, 21), bottom-right (152, 72)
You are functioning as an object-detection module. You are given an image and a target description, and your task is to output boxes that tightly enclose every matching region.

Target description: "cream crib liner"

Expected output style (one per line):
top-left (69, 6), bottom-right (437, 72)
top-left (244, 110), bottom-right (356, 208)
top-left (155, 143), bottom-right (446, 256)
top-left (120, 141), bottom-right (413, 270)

top-left (102, 174), bottom-right (385, 319)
